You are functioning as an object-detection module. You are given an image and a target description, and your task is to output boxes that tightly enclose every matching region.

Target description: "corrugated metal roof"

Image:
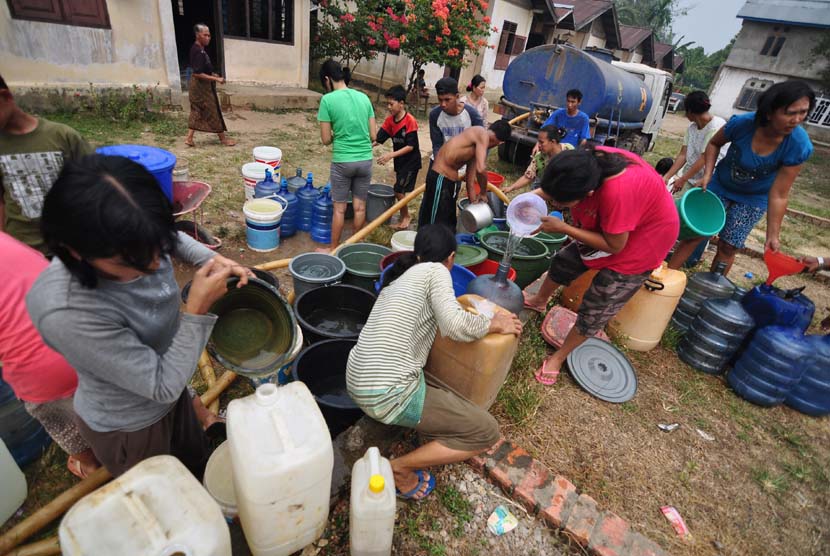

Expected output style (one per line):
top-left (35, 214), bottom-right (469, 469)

top-left (618, 24), bottom-right (651, 50)
top-left (737, 0), bottom-right (830, 28)
top-left (569, 0), bottom-right (614, 30)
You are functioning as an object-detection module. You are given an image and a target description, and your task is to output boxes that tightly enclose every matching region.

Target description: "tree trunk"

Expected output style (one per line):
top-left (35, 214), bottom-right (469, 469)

top-left (376, 46), bottom-right (390, 102)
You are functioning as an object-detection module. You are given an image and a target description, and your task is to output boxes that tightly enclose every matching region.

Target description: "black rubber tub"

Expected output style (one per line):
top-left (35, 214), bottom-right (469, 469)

top-left (294, 284), bottom-right (376, 345)
top-left (292, 339), bottom-right (364, 436)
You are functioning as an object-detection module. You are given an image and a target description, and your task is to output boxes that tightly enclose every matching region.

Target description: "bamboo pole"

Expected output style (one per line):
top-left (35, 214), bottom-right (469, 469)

top-left (199, 370), bottom-right (237, 408)
top-left (5, 537), bottom-right (60, 556)
top-left (508, 112), bottom-right (531, 125)
top-left (0, 467), bottom-right (111, 555)
top-left (197, 350), bottom-right (220, 414)
top-left (486, 183), bottom-right (510, 205)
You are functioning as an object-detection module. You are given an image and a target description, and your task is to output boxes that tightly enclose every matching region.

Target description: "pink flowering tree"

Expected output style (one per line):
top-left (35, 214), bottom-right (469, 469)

top-left (313, 0), bottom-right (405, 74)
top-left (399, 0), bottom-right (495, 91)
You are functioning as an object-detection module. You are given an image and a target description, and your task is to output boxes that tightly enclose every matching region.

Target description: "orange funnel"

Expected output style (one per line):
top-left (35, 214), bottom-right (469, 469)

top-left (764, 249), bottom-right (806, 285)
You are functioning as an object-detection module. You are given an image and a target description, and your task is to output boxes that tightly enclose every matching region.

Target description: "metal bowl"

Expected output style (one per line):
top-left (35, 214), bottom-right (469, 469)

top-left (460, 200), bottom-right (494, 233)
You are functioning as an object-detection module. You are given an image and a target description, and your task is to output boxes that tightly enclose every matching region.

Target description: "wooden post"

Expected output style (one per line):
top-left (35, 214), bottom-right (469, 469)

top-left (5, 537), bottom-right (61, 556)
top-left (0, 468), bottom-right (111, 555)
top-left (197, 350), bottom-right (220, 414)
top-left (199, 370), bottom-right (237, 408)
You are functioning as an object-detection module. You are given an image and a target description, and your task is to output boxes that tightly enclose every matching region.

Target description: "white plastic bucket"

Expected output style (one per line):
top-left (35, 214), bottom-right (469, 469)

top-left (390, 230), bottom-right (417, 252)
top-left (253, 146), bottom-right (282, 170)
top-left (243, 197), bottom-right (285, 252)
top-left (203, 441), bottom-right (238, 523)
top-left (242, 162), bottom-right (272, 201)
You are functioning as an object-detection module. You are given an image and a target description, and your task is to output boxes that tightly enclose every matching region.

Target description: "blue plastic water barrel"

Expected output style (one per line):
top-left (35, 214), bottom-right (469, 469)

top-left (278, 178), bottom-right (298, 238)
top-left (375, 264), bottom-right (475, 297)
top-left (311, 186), bottom-right (333, 244)
top-left (785, 335), bottom-right (830, 416)
top-left (0, 372), bottom-right (51, 467)
top-left (727, 326), bottom-right (813, 406)
top-left (741, 284), bottom-right (815, 333)
top-left (296, 172), bottom-right (317, 232)
top-left (253, 168), bottom-right (280, 200)
top-left (96, 145), bottom-right (176, 202)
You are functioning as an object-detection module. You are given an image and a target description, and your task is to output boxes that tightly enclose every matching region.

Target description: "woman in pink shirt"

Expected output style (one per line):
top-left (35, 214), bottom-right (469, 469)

top-left (523, 146), bottom-right (679, 384)
top-left (0, 232), bottom-right (100, 478)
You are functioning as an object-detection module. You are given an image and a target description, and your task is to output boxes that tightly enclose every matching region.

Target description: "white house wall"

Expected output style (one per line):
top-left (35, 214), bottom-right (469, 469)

top-left (0, 0), bottom-right (177, 91)
top-left (478, 0), bottom-right (533, 90)
top-left (726, 20), bottom-right (828, 81)
top-left (223, 1), bottom-right (309, 86)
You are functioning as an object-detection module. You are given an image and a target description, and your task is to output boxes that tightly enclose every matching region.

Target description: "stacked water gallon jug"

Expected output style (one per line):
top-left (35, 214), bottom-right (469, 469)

top-left (278, 178), bottom-right (298, 238)
top-left (286, 167), bottom-right (307, 194)
top-left (671, 261), bottom-right (735, 333)
top-left (254, 168), bottom-right (280, 200)
top-left (296, 172), bottom-right (317, 232)
top-left (677, 290), bottom-right (755, 375)
top-left (784, 335), bottom-right (830, 416)
top-left (311, 183), bottom-right (334, 244)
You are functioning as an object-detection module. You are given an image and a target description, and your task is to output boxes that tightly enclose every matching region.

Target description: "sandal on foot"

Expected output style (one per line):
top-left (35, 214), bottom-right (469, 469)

top-left (67, 456), bottom-right (89, 479)
top-left (522, 291), bottom-right (546, 314)
top-left (396, 469), bottom-right (435, 501)
top-left (535, 356), bottom-right (560, 386)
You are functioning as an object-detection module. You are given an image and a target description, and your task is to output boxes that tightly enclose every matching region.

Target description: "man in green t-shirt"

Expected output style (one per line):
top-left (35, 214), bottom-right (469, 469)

top-left (0, 75), bottom-right (93, 253)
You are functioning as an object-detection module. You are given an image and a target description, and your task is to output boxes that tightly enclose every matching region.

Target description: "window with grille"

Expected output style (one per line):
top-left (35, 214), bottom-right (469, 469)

top-left (735, 78), bottom-right (773, 111)
top-left (494, 21), bottom-right (525, 71)
top-left (222, 0), bottom-right (293, 44)
top-left (760, 34), bottom-right (786, 56)
top-left (807, 96), bottom-right (830, 128)
top-left (6, 0), bottom-right (109, 28)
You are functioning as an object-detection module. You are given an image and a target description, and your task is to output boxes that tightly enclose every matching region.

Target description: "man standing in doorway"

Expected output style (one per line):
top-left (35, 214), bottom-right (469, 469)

top-left (541, 89), bottom-right (591, 147)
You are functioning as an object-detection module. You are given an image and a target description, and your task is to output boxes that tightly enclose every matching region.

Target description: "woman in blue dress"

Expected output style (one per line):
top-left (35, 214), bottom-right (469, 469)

top-left (668, 80), bottom-right (814, 275)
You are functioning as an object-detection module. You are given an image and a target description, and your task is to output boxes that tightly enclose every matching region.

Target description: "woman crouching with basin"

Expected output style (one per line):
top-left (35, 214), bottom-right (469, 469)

top-left (522, 146), bottom-right (679, 384)
top-left (346, 225), bottom-right (522, 500)
top-left (27, 154), bottom-right (251, 478)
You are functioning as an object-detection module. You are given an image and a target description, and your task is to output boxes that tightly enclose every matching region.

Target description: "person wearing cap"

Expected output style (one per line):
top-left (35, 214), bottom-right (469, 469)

top-left (428, 77), bottom-right (484, 160)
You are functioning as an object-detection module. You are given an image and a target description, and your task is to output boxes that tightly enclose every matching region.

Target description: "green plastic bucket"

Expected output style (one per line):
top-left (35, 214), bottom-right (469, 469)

top-left (480, 231), bottom-right (550, 289)
top-left (535, 232), bottom-right (567, 254)
top-left (336, 243), bottom-right (393, 292)
top-left (676, 188), bottom-right (726, 240)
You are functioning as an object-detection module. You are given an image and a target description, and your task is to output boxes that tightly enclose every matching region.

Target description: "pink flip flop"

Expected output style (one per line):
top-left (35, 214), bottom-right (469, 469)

top-left (534, 355), bottom-right (560, 386)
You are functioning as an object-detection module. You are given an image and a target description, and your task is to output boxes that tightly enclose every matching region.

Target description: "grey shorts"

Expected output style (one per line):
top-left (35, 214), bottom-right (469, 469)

top-left (548, 242), bottom-right (649, 336)
top-left (24, 396), bottom-right (90, 455)
top-left (330, 159), bottom-right (373, 203)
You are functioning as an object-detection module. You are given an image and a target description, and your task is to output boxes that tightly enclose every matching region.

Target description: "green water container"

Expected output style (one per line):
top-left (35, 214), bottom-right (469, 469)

top-left (479, 231), bottom-right (550, 289)
top-left (676, 188), bottom-right (726, 241)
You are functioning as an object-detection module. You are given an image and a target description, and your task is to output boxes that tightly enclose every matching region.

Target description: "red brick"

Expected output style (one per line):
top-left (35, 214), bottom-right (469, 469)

top-left (467, 455), bottom-right (486, 473)
top-left (487, 461), bottom-right (515, 494)
top-left (626, 532), bottom-right (670, 556)
top-left (587, 511), bottom-right (630, 556)
top-left (487, 443), bottom-right (534, 495)
top-left (512, 460), bottom-right (551, 513)
top-left (539, 475), bottom-right (578, 529)
top-left (564, 493), bottom-right (599, 546)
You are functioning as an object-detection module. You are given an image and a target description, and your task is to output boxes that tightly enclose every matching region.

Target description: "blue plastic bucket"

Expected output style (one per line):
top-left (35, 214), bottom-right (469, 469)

top-left (243, 197), bottom-right (284, 252)
top-left (375, 263), bottom-right (475, 297)
top-left (96, 145), bottom-right (176, 202)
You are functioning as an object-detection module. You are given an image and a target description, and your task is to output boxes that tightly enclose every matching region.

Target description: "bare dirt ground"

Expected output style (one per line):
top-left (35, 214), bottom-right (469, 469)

top-left (5, 107), bottom-right (828, 556)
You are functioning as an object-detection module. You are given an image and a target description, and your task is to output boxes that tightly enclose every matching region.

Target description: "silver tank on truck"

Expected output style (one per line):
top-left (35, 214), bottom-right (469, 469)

top-left (497, 44), bottom-right (673, 162)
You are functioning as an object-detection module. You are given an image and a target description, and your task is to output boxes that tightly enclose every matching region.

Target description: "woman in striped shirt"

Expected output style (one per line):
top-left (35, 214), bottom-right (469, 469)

top-left (347, 225), bottom-right (522, 500)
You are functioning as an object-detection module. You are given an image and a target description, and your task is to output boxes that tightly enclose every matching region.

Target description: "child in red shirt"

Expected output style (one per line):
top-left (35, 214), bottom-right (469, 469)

top-left (374, 85), bottom-right (422, 229)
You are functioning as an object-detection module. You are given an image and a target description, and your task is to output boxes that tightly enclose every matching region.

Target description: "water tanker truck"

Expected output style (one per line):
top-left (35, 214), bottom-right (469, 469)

top-left (497, 44), bottom-right (673, 163)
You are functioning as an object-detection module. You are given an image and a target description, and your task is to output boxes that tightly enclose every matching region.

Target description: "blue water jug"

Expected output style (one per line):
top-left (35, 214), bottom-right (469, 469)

top-left (296, 172), bottom-right (317, 232)
top-left (254, 168), bottom-right (280, 200)
top-left (311, 184), bottom-right (334, 244)
top-left (277, 178), bottom-right (298, 238)
top-left (286, 167), bottom-right (306, 193)
top-left (727, 326), bottom-right (813, 407)
top-left (785, 335), bottom-right (830, 416)
top-left (741, 284), bottom-right (815, 333)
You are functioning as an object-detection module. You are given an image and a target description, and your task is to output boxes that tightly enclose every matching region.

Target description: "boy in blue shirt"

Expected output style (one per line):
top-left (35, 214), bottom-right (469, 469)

top-left (541, 89), bottom-right (591, 147)
top-left (375, 85), bottom-right (422, 229)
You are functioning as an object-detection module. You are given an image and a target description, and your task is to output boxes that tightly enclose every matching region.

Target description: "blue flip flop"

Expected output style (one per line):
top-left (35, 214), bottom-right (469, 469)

top-left (396, 469), bottom-right (436, 501)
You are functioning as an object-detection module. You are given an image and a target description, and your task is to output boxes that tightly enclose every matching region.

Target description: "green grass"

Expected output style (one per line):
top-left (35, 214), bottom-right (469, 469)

top-left (437, 484), bottom-right (474, 537)
top-left (752, 468), bottom-right (790, 493)
top-left (495, 314), bottom-right (545, 426)
top-left (660, 324), bottom-right (683, 351)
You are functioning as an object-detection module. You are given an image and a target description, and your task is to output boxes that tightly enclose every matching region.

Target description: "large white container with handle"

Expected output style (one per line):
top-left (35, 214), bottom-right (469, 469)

top-left (349, 447), bottom-right (395, 556)
top-left (58, 455), bottom-right (231, 556)
top-left (227, 383), bottom-right (333, 556)
top-left (0, 438), bottom-right (26, 527)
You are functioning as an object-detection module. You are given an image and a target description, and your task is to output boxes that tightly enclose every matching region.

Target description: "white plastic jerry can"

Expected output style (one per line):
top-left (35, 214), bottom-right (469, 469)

top-left (227, 383), bottom-right (334, 556)
top-left (0, 438), bottom-right (26, 527)
top-left (349, 447), bottom-right (396, 556)
top-left (59, 455), bottom-right (231, 556)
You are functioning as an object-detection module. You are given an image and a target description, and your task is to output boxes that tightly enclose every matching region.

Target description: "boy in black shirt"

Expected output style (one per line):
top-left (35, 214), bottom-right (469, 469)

top-left (375, 85), bottom-right (422, 229)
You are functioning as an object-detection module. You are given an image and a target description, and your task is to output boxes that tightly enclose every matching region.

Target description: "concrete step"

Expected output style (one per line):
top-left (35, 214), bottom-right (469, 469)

top-left (183, 84), bottom-right (322, 111)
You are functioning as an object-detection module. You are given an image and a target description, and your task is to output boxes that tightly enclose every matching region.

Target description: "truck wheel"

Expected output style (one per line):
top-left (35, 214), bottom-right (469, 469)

top-left (498, 141), bottom-right (531, 166)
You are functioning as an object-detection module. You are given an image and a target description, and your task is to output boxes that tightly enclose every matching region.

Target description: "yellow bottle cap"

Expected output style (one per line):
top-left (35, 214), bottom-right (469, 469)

top-left (369, 474), bottom-right (385, 493)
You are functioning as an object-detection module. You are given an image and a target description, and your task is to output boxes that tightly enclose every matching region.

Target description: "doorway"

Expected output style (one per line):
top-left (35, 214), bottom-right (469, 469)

top-left (170, 0), bottom-right (223, 89)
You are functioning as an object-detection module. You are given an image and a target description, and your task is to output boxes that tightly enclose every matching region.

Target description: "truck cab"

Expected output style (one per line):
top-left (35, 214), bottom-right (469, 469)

top-left (610, 61), bottom-right (673, 152)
